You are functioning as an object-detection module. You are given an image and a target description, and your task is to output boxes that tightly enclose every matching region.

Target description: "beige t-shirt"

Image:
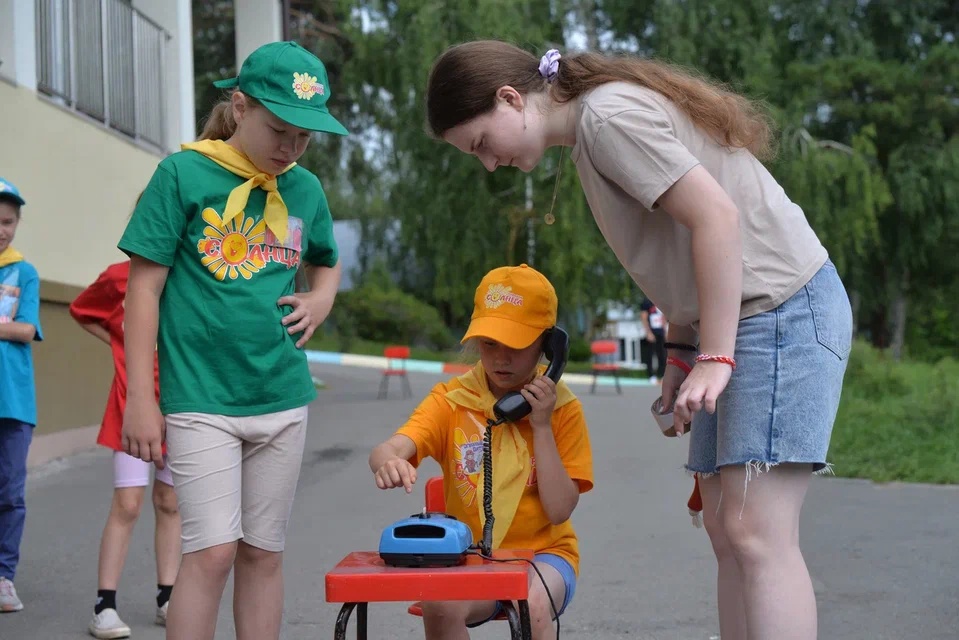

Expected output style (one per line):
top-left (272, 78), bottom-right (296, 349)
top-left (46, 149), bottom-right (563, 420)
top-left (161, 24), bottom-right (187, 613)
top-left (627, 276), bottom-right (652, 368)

top-left (571, 82), bottom-right (827, 327)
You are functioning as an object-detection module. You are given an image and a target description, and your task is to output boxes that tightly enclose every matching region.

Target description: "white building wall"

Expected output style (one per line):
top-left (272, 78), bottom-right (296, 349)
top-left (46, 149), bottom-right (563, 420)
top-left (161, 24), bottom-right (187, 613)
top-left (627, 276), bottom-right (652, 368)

top-left (133, 0), bottom-right (196, 147)
top-left (234, 0), bottom-right (283, 63)
top-left (0, 0), bottom-right (196, 287)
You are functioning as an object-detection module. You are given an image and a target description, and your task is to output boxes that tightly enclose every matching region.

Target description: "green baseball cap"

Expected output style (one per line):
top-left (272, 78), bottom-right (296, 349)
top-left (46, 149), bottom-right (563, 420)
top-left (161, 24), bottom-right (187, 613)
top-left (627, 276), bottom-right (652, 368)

top-left (214, 41), bottom-right (348, 136)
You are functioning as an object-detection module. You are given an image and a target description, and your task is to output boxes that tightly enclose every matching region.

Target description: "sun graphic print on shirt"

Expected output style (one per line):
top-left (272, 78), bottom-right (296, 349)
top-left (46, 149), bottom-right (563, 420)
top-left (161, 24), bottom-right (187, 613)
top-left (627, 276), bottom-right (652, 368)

top-left (453, 421), bottom-right (487, 508)
top-left (196, 208), bottom-right (268, 281)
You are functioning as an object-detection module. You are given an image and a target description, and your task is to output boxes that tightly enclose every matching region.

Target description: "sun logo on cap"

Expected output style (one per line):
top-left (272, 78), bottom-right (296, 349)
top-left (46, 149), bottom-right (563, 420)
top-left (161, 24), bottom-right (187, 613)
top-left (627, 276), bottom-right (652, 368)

top-left (484, 284), bottom-right (524, 309)
top-left (292, 72), bottom-right (324, 100)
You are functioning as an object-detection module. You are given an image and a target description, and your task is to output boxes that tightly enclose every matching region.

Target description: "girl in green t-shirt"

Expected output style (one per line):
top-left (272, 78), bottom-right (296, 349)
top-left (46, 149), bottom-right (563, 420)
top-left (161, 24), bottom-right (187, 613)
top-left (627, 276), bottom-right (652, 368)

top-left (118, 42), bottom-right (347, 640)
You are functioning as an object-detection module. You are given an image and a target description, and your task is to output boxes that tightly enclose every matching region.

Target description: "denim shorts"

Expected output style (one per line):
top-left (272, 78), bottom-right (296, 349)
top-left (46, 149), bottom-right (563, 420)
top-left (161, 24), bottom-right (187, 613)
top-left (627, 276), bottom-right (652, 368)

top-left (686, 260), bottom-right (853, 475)
top-left (466, 553), bottom-right (577, 627)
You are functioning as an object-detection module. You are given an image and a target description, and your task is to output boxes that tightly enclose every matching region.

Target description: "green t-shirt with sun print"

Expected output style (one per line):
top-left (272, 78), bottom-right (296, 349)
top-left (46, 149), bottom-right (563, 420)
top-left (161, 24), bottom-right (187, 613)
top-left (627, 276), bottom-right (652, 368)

top-left (118, 149), bottom-right (338, 417)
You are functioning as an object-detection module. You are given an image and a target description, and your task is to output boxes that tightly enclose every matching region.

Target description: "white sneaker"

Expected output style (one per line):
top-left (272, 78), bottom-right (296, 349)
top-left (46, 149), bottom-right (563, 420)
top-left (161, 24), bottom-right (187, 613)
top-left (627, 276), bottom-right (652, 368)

top-left (155, 601), bottom-right (168, 626)
top-left (88, 608), bottom-right (131, 639)
top-left (0, 577), bottom-right (23, 612)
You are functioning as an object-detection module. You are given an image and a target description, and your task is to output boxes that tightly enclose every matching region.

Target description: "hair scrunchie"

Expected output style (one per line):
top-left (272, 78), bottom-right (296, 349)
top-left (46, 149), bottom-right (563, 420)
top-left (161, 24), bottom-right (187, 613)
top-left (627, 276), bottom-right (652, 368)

top-left (538, 49), bottom-right (562, 83)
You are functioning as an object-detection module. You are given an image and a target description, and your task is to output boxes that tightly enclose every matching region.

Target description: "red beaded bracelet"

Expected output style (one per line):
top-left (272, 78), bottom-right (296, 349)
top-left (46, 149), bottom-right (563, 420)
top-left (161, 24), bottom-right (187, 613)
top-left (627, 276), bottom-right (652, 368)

top-left (666, 356), bottom-right (693, 375)
top-left (695, 354), bottom-right (737, 369)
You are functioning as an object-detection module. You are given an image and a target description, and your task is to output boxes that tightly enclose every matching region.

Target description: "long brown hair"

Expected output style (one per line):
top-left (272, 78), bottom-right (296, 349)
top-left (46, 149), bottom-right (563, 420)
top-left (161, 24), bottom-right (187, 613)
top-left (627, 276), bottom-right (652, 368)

top-left (198, 92), bottom-right (262, 141)
top-left (426, 40), bottom-right (774, 160)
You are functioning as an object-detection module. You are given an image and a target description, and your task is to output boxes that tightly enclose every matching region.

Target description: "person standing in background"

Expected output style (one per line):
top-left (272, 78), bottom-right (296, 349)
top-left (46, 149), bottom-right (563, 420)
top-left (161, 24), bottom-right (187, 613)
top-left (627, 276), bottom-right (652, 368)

top-left (0, 177), bottom-right (43, 614)
top-left (640, 297), bottom-right (666, 383)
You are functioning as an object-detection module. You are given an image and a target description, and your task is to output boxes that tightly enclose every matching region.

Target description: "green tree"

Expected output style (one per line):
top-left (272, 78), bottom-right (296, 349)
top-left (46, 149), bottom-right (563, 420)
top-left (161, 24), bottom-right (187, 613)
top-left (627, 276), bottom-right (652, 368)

top-left (320, 0), bottom-right (627, 333)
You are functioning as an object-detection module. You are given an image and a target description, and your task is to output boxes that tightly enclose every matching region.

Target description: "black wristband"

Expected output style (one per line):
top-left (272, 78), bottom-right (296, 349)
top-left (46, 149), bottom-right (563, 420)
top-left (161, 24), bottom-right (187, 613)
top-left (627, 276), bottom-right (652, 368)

top-left (664, 342), bottom-right (698, 352)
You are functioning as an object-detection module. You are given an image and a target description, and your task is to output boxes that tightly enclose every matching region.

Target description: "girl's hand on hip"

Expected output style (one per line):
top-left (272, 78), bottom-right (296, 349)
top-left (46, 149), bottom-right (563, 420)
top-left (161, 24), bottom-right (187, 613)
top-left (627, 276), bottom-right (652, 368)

top-left (673, 361), bottom-right (732, 432)
top-left (279, 290), bottom-right (336, 348)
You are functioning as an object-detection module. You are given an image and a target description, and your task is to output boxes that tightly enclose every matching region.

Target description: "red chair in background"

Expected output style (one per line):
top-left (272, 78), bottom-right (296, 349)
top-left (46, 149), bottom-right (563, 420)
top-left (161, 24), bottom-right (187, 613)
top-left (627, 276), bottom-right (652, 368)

top-left (589, 340), bottom-right (622, 395)
top-left (379, 345), bottom-right (413, 399)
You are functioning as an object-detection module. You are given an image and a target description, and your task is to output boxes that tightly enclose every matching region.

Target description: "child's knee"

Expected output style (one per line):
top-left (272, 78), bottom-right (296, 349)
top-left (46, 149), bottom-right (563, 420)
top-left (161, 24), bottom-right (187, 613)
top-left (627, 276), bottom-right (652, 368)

top-left (152, 483), bottom-right (178, 517)
top-left (188, 541), bottom-right (238, 577)
top-left (112, 487), bottom-right (145, 524)
top-left (527, 593), bottom-right (559, 632)
top-left (528, 583), bottom-right (564, 629)
top-left (236, 540), bottom-right (282, 571)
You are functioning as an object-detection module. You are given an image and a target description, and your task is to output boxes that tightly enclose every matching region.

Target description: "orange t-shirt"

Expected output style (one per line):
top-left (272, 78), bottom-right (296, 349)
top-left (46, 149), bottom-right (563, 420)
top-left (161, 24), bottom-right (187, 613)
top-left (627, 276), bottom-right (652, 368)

top-left (397, 377), bottom-right (594, 574)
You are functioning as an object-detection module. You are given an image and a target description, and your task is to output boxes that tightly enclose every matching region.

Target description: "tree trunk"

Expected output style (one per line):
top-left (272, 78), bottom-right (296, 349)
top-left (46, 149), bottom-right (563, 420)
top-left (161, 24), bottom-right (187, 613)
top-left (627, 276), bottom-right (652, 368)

top-left (889, 270), bottom-right (909, 360)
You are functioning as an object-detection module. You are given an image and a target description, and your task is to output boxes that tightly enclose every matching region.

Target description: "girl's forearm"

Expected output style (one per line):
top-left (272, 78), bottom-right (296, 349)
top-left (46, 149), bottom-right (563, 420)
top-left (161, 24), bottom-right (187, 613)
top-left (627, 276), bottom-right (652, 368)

top-left (125, 260), bottom-right (167, 399)
top-left (690, 214), bottom-right (741, 357)
top-left (0, 322), bottom-right (36, 343)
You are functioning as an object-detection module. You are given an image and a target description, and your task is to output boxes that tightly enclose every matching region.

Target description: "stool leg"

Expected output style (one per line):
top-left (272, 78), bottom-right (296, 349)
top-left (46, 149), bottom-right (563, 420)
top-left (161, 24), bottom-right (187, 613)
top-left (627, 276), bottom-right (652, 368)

top-left (590, 370), bottom-right (597, 395)
top-left (334, 603), bottom-right (356, 640)
top-left (517, 600), bottom-right (532, 640)
top-left (356, 603), bottom-right (367, 640)
top-left (615, 370), bottom-right (622, 394)
top-left (378, 374), bottom-right (389, 400)
top-left (402, 373), bottom-right (412, 399)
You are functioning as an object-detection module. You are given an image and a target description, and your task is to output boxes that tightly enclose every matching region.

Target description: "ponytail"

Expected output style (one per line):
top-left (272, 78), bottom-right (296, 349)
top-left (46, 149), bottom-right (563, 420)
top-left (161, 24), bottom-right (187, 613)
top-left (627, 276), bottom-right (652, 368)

top-left (199, 99), bottom-right (237, 141)
top-left (198, 92), bottom-right (264, 141)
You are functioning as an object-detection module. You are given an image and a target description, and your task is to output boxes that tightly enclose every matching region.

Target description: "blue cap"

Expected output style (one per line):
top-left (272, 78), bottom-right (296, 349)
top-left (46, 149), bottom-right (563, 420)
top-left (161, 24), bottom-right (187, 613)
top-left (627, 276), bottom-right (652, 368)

top-left (0, 178), bottom-right (25, 206)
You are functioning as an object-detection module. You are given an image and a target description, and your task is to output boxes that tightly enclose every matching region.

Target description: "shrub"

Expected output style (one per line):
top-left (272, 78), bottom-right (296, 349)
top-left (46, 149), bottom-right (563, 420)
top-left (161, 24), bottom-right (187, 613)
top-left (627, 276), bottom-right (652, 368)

top-left (331, 283), bottom-right (453, 351)
top-left (568, 337), bottom-right (592, 363)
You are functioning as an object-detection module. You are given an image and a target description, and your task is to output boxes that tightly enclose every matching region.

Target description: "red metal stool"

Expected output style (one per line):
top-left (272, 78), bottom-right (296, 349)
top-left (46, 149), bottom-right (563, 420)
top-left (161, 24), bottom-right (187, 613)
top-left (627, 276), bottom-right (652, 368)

top-left (378, 345), bottom-right (412, 399)
top-left (325, 549), bottom-right (534, 639)
top-left (589, 339), bottom-right (622, 395)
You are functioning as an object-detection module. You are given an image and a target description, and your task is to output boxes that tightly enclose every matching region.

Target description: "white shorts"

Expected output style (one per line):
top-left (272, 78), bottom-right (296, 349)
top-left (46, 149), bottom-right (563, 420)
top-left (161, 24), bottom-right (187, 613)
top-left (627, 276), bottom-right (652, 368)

top-left (164, 406), bottom-right (309, 554)
top-left (113, 451), bottom-right (174, 488)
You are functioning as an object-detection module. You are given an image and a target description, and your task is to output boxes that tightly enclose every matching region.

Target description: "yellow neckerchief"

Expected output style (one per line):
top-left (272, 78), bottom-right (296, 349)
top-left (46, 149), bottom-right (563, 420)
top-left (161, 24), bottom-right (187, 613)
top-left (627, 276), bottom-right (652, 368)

top-left (0, 247), bottom-right (24, 268)
top-left (181, 140), bottom-right (296, 243)
top-left (444, 361), bottom-right (576, 548)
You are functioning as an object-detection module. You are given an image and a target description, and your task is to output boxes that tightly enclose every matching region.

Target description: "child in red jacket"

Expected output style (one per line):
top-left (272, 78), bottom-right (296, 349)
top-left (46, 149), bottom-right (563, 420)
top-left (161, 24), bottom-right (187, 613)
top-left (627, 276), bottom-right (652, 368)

top-left (70, 260), bottom-right (180, 638)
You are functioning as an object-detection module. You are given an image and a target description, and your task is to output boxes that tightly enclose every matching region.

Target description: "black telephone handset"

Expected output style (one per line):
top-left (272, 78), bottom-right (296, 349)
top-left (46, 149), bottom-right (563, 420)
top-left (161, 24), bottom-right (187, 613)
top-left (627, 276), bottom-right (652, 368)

top-left (491, 326), bottom-right (570, 424)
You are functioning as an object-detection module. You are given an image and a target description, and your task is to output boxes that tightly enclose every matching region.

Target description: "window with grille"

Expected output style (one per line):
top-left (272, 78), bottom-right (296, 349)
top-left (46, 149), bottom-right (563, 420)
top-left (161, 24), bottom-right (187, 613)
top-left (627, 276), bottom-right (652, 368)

top-left (35, 0), bottom-right (170, 149)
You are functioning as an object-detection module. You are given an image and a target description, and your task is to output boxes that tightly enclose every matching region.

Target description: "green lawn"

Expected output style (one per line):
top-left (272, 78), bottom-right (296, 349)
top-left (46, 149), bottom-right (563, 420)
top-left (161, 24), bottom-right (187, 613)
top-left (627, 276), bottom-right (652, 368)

top-left (827, 341), bottom-right (959, 484)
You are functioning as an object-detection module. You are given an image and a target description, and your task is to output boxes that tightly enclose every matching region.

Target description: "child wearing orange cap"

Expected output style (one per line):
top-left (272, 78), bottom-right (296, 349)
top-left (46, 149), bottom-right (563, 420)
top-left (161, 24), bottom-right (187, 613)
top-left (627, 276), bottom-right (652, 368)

top-left (369, 264), bottom-right (594, 640)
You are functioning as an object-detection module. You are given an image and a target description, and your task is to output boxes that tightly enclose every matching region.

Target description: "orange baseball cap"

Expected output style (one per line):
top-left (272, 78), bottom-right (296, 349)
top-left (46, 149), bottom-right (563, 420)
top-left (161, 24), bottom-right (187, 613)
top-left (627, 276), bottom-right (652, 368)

top-left (461, 264), bottom-right (558, 349)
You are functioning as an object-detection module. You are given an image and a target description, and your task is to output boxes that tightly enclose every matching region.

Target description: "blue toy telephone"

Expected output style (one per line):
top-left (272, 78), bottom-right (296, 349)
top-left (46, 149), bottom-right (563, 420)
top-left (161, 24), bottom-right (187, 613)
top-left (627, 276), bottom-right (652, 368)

top-left (378, 327), bottom-right (571, 566)
top-left (377, 511), bottom-right (474, 568)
